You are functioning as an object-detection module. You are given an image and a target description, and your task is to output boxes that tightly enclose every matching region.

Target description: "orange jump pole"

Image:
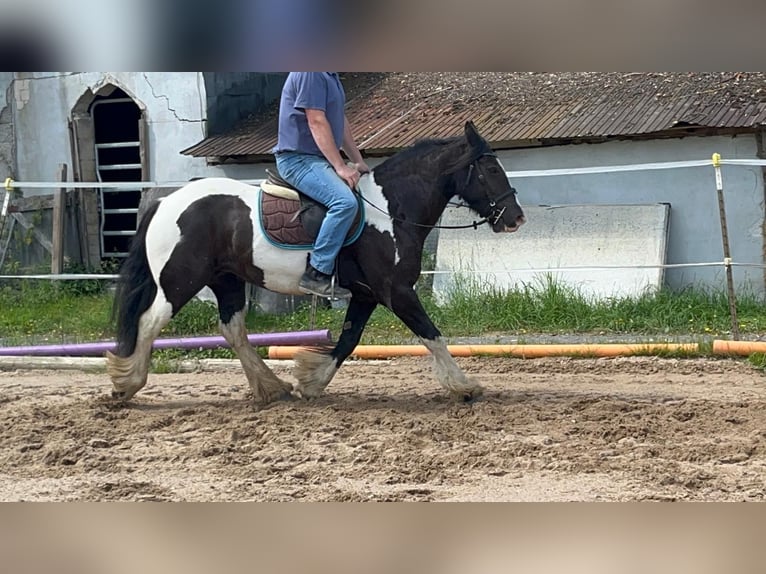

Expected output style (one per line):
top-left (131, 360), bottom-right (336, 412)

top-left (268, 343), bottom-right (698, 360)
top-left (712, 339), bottom-right (766, 356)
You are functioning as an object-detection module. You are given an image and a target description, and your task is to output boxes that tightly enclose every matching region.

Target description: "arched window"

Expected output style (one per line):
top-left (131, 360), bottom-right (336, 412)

top-left (70, 84), bottom-right (148, 263)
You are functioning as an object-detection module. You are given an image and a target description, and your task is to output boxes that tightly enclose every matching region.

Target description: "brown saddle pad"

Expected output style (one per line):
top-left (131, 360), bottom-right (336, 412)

top-left (260, 193), bottom-right (314, 247)
top-left (259, 190), bottom-right (365, 249)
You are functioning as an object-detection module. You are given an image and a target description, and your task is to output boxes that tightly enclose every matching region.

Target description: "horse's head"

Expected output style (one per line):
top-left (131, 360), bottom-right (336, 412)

top-left (456, 121), bottom-right (525, 233)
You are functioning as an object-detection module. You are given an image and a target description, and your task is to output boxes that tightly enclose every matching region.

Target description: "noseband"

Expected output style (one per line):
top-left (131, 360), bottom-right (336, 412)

top-left (464, 152), bottom-right (518, 226)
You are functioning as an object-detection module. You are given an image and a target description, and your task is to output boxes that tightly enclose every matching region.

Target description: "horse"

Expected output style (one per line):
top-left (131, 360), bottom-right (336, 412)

top-left (107, 120), bottom-right (526, 405)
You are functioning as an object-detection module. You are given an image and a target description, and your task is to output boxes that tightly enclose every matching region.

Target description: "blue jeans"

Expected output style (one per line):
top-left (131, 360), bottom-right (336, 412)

top-left (275, 152), bottom-right (359, 275)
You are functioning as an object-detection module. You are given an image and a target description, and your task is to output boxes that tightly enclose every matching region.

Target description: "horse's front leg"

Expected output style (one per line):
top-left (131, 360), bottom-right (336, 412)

top-left (390, 285), bottom-right (483, 402)
top-left (211, 274), bottom-right (293, 405)
top-left (293, 296), bottom-right (377, 398)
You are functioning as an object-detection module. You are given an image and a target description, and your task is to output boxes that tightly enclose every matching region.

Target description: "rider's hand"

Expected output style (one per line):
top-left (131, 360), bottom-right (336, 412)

top-left (336, 163), bottom-right (361, 188)
top-left (355, 161), bottom-right (371, 174)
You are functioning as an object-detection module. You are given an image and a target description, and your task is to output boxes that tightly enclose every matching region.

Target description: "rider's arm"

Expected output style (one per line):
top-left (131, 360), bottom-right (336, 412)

top-left (341, 116), bottom-right (369, 172)
top-left (305, 108), bottom-right (347, 170)
top-left (305, 108), bottom-right (360, 187)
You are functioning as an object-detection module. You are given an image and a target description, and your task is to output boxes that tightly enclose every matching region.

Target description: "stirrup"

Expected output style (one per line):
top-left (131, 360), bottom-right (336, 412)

top-left (298, 272), bottom-right (351, 299)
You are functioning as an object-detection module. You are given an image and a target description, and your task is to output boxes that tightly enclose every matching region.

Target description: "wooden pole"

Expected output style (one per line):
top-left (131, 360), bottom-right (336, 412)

top-left (309, 294), bottom-right (318, 330)
top-left (51, 164), bottom-right (68, 275)
top-left (712, 153), bottom-right (740, 340)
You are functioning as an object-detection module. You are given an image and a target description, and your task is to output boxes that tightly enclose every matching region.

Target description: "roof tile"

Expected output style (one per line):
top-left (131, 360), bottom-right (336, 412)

top-left (182, 73), bottom-right (766, 159)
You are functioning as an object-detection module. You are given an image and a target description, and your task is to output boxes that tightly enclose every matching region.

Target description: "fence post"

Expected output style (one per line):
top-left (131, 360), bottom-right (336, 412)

top-left (51, 164), bottom-right (68, 275)
top-left (712, 153), bottom-right (740, 340)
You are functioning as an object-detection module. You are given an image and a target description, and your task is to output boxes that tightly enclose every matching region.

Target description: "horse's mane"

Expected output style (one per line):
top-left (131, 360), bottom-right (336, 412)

top-left (375, 136), bottom-right (464, 172)
top-left (374, 133), bottom-right (492, 176)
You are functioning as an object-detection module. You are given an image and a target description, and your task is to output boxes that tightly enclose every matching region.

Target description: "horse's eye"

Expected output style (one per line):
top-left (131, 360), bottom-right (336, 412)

top-left (478, 173), bottom-right (485, 181)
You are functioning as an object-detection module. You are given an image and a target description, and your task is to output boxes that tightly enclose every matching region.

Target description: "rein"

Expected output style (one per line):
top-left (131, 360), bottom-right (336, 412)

top-left (358, 152), bottom-right (517, 231)
top-left (358, 193), bottom-right (492, 230)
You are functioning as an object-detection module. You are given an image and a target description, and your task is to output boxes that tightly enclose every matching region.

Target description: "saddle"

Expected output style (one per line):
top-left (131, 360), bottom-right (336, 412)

top-left (259, 169), bottom-right (365, 249)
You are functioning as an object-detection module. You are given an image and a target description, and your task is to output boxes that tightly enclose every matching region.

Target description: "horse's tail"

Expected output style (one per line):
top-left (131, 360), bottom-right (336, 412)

top-left (111, 199), bottom-right (161, 357)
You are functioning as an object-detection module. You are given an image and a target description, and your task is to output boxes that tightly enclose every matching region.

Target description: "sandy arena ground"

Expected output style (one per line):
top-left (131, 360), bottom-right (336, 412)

top-left (1, 355), bottom-right (765, 501)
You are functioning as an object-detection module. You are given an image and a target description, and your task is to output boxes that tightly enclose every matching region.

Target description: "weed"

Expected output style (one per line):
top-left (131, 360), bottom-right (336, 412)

top-left (748, 352), bottom-right (766, 371)
top-left (2, 277), bottom-right (765, 353)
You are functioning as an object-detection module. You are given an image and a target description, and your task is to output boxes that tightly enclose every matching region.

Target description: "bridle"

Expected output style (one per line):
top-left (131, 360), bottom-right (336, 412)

top-left (463, 152), bottom-right (518, 227)
top-left (359, 152), bottom-right (518, 231)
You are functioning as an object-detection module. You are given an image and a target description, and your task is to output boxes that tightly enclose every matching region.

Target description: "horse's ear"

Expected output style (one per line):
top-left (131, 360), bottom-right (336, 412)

top-left (464, 120), bottom-right (482, 149)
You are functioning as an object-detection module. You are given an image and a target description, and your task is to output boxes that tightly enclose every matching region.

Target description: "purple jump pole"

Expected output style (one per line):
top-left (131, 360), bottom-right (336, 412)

top-left (0, 329), bottom-right (332, 357)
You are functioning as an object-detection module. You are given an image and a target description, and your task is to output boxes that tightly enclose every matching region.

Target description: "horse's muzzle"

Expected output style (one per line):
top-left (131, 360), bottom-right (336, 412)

top-left (496, 215), bottom-right (526, 233)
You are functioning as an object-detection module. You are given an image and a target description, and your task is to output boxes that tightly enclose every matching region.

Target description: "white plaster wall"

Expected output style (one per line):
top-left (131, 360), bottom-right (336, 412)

top-left (0, 72), bottom-right (15, 180)
top-left (434, 204), bottom-right (671, 302)
top-left (495, 135), bottom-right (765, 294)
top-left (11, 72), bottom-right (377, 188)
top-left (13, 72), bottom-right (218, 186)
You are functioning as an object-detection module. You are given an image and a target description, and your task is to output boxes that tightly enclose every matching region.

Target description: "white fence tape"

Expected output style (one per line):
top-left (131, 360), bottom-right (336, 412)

top-left (4, 262), bottom-right (766, 281)
top-left (2, 156), bottom-right (766, 281)
top-left (718, 159), bottom-right (766, 167)
top-left (4, 179), bottom-right (265, 190)
top-left (421, 262), bottom-right (766, 275)
top-left (5, 158), bottom-right (766, 191)
top-left (509, 158), bottom-right (766, 179)
top-left (507, 159), bottom-right (712, 179)
top-left (0, 274), bottom-right (120, 280)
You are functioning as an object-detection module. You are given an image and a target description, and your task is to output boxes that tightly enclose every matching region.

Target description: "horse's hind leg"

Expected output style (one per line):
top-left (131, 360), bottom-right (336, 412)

top-left (390, 285), bottom-right (483, 401)
top-left (210, 274), bottom-right (293, 405)
top-left (108, 294), bottom-right (173, 401)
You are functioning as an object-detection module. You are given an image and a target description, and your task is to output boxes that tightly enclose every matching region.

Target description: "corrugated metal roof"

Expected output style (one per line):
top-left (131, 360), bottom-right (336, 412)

top-left (181, 73), bottom-right (766, 159)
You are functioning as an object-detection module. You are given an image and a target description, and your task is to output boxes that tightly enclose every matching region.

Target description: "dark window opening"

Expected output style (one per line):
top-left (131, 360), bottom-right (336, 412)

top-left (91, 88), bottom-right (143, 259)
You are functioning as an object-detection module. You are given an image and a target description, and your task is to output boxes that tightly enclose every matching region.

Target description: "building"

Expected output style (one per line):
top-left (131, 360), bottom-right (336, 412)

top-left (2, 72), bottom-right (285, 268)
top-left (183, 72), bottom-right (766, 295)
top-left (4, 72), bottom-right (766, 296)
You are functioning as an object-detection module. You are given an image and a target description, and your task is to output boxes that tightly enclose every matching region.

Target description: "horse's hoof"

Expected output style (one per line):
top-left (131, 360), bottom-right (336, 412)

top-left (455, 385), bottom-right (484, 403)
top-left (291, 392), bottom-right (317, 401)
top-left (276, 388), bottom-right (296, 402)
top-left (253, 383), bottom-right (296, 406)
top-left (279, 381), bottom-right (299, 401)
top-left (291, 384), bottom-right (324, 400)
top-left (111, 390), bottom-right (129, 401)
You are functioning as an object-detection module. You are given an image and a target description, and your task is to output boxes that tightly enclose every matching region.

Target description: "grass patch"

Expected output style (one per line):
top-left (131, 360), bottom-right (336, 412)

top-left (629, 341), bottom-right (707, 359)
top-left (748, 352), bottom-right (766, 371)
top-left (425, 273), bottom-right (766, 338)
top-left (1, 275), bottom-right (764, 353)
top-left (150, 347), bottom-right (244, 374)
top-left (0, 280), bottom-right (114, 345)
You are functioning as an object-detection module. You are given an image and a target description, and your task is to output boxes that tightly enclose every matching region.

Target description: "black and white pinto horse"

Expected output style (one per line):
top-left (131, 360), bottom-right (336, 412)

top-left (108, 121), bottom-right (525, 405)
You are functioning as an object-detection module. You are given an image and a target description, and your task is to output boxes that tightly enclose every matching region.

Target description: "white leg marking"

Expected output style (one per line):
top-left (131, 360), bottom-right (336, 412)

top-left (220, 310), bottom-right (292, 404)
top-left (108, 295), bottom-right (173, 400)
top-left (292, 349), bottom-right (338, 399)
top-left (421, 337), bottom-right (484, 400)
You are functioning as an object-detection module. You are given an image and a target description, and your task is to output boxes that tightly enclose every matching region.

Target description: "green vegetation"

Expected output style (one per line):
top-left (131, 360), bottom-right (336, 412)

top-left (1, 274), bottom-right (765, 360)
top-left (427, 273), bottom-right (766, 338)
top-left (748, 352), bottom-right (766, 371)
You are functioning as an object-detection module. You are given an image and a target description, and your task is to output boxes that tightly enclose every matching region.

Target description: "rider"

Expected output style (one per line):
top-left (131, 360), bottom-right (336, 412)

top-left (273, 72), bottom-right (370, 299)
